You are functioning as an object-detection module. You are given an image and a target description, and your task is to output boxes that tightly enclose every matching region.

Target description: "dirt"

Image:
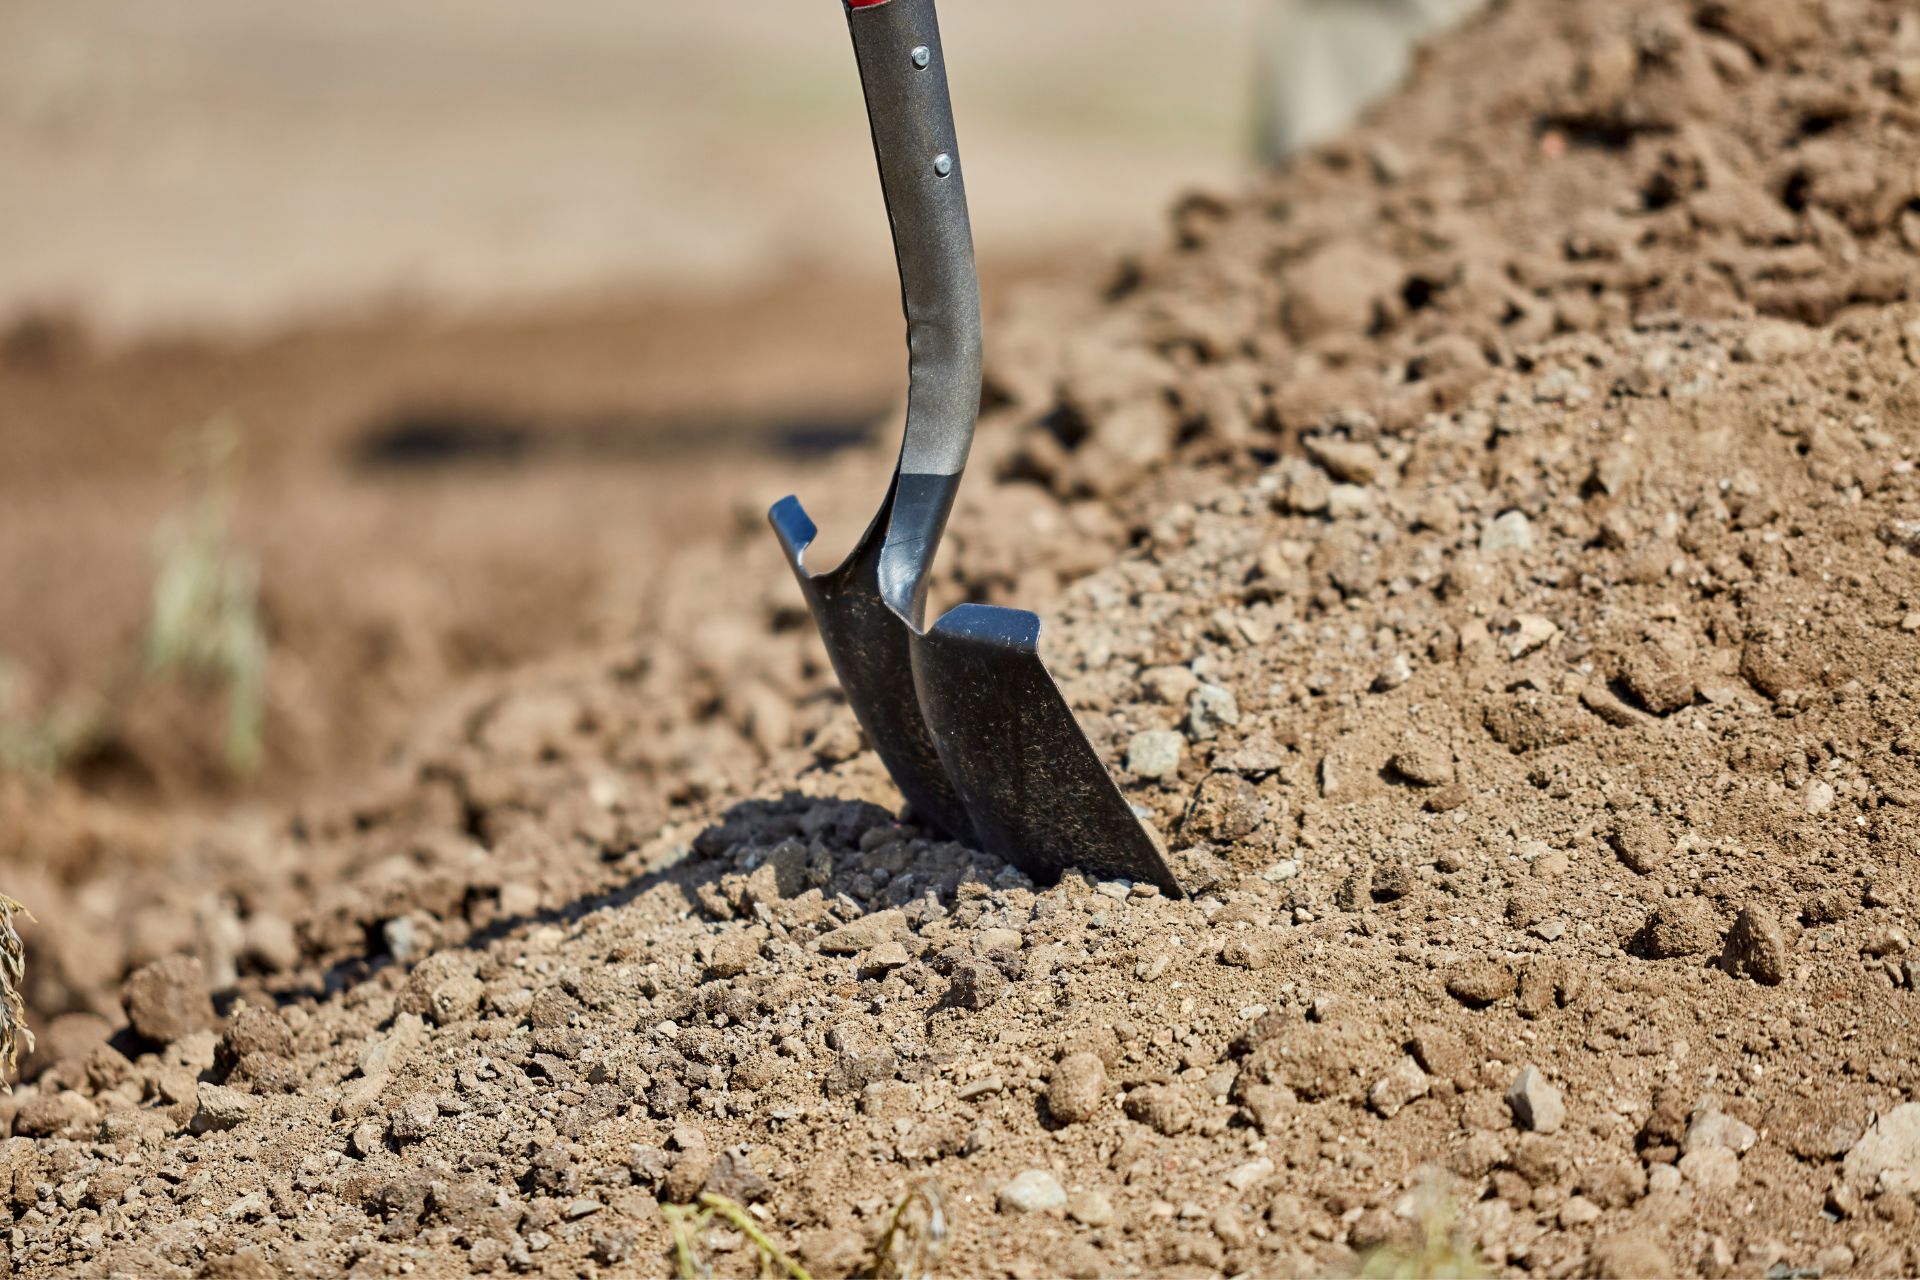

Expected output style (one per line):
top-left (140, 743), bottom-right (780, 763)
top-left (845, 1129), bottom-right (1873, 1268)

top-left (6, 0), bottom-right (1920, 1276)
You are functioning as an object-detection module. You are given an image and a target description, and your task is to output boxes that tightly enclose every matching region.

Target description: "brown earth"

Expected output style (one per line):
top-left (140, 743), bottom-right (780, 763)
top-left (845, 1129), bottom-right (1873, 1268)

top-left (6, 0), bottom-right (1920, 1277)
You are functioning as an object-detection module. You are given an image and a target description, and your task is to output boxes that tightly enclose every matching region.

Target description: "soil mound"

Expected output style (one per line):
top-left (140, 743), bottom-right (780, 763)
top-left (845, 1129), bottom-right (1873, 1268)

top-left (7, 1), bottom-right (1920, 1277)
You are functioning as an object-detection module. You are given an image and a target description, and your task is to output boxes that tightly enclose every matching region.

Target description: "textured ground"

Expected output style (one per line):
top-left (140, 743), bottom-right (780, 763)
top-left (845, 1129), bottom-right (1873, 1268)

top-left (6, 0), bottom-right (1920, 1276)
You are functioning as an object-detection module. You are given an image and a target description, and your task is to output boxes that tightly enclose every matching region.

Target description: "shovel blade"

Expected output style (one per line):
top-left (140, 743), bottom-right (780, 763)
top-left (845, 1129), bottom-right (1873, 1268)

top-left (913, 602), bottom-right (1182, 895)
top-left (771, 494), bottom-right (978, 844)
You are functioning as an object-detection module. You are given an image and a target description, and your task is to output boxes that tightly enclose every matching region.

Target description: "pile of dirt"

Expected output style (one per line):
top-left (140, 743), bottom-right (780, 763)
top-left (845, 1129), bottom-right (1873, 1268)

top-left (6, 1), bottom-right (1920, 1277)
top-left (977, 0), bottom-right (1920, 506)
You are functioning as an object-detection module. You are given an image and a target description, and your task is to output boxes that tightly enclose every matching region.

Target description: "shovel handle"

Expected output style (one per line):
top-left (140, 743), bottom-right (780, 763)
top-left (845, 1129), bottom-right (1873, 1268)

top-left (845, 0), bottom-right (981, 622)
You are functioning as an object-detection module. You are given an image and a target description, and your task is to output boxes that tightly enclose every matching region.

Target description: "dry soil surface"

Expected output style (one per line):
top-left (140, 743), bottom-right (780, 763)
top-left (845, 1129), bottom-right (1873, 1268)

top-left (7, 1), bottom-right (1920, 1277)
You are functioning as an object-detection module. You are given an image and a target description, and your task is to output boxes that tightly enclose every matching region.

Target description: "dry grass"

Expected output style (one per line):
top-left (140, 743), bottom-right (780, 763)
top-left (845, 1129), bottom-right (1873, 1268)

top-left (0, 892), bottom-right (32, 1092)
top-left (661, 1180), bottom-right (948, 1280)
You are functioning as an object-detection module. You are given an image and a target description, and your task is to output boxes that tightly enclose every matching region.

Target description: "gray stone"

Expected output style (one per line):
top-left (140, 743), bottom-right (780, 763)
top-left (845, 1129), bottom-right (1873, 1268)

top-left (1505, 1066), bottom-right (1564, 1133)
top-left (1843, 1103), bottom-right (1920, 1194)
top-left (1684, 1109), bottom-right (1757, 1155)
top-left (998, 1169), bottom-right (1067, 1213)
top-left (190, 1084), bottom-right (258, 1135)
top-left (1479, 510), bottom-right (1535, 555)
top-left (1185, 684), bottom-right (1240, 741)
top-left (1126, 729), bottom-right (1185, 779)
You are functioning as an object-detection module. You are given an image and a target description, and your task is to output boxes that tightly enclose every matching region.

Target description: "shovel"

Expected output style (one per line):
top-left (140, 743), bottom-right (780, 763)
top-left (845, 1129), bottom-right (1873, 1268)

top-left (770, 0), bottom-right (1182, 896)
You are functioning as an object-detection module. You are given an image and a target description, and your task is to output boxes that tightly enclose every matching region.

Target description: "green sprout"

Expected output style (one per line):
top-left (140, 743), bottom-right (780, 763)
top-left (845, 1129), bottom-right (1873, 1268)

top-left (1353, 1186), bottom-right (1487, 1280)
top-left (663, 1193), bottom-right (812, 1280)
top-left (144, 420), bottom-right (268, 773)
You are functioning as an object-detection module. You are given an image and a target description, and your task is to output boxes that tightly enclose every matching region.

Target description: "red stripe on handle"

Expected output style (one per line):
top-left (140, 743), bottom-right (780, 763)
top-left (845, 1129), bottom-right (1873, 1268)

top-left (847, 0), bottom-right (891, 7)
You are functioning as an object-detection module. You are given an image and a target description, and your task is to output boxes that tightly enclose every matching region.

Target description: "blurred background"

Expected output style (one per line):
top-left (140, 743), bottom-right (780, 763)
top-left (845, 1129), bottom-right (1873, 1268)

top-left (0, 1), bottom-right (1471, 1036)
top-left (0, 0), bottom-right (1472, 805)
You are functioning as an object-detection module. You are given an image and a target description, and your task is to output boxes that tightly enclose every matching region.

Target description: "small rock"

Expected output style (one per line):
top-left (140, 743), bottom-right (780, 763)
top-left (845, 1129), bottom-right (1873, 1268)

top-left (1608, 817), bottom-right (1670, 874)
top-left (350, 1120), bottom-right (385, 1157)
top-left (1389, 737), bottom-right (1453, 787)
top-left (1303, 435), bottom-right (1382, 484)
top-left (817, 909), bottom-right (907, 955)
top-left (122, 955), bottom-right (216, 1045)
top-left (1125, 1085), bottom-right (1195, 1136)
top-left (1046, 1053), bottom-right (1108, 1125)
top-left (1220, 936), bottom-right (1272, 969)
top-left (1677, 1146), bottom-right (1740, 1191)
top-left (998, 1169), bottom-right (1067, 1214)
top-left (1842, 1103), bottom-right (1920, 1194)
top-left (1642, 899), bottom-right (1722, 959)
top-left (1221, 731), bottom-right (1287, 774)
top-left (1126, 730), bottom-right (1184, 779)
top-left (1684, 1110), bottom-right (1757, 1155)
top-left (1186, 684), bottom-right (1240, 741)
top-left (223, 1191), bottom-right (270, 1221)
top-left (858, 941), bottom-right (911, 978)
top-left (1720, 905), bottom-right (1790, 984)
top-left (1372, 654), bottom-right (1413, 691)
top-left (1480, 510), bottom-right (1535, 556)
top-left (1407, 1024), bottom-right (1469, 1079)
top-left (1506, 614), bottom-right (1558, 659)
top-left (1065, 1190), bottom-right (1115, 1227)
top-left (1445, 962), bottom-right (1515, 1008)
top-left (1506, 1066), bottom-right (1565, 1133)
top-left (1186, 773), bottom-right (1266, 842)
top-left (1225, 1157), bottom-right (1275, 1192)
top-left (1141, 665), bottom-right (1200, 706)
top-left (190, 1084), bottom-right (259, 1135)
top-left (705, 933), bottom-right (759, 980)
top-left (387, 1093), bottom-right (440, 1145)
top-left (975, 927), bottom-right (1023, 956)
top-left (947, 960), bottom-right (1007, 1011)
top-left (1367, 1059), bottom-right (1430, 1118)
top-left (10, 1090), bottom-right (98, 1139)
top-left (1584, 1236), bottom-right (1675, 1278)
top-left (1619, 643), bottom-right (1694, 715)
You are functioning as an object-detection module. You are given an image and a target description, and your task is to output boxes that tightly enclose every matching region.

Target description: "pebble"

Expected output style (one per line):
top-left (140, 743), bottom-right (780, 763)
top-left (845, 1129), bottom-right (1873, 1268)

top-left (122, 955), bottom-right (216, 1046)
top-left (1185, 684), bottom-right (1240, 741)
top-left (1219, 936), bottom-right (1272, 969)
top-left (858, 941), bottom-right (910, 978)
top-left (998, 1169), bottom-right (1067, 1214)
top-left (1445, 961), bottom-right (1515, 1007)
top-left (1684, 1109), bottom-right (1758, 1155)
top-left (1842, 1102), bottom-right (1920, 1193)
top-left (1046, 1053), bottom-right (1108, 1125)
top-left (1224, 1157), bottom-right (1275, 1192)
top-left (1643, 899), bottom-right (1722, 959)
top-left (1389, 738), bottom-right (1453, 788)
top-left (190, 1084), bottom-right (258, 1135)
top-left (956, 1075), bottom-right (1004, 1102)
top-left (1720, 905), bottom-right (1790, 984)
top-left (817, 909), bottom-right (907, 955)
top-left (1480, 510), bottom-right (1535, 555)
top-left (1124, 1085), bottom-right (1195, 1136)
top-left (705, 932), bottom-right (759, 979)
top-left (1367, 1059), bottom-right (1430, 1118)
top-left (1619, 642), bottom-right (1694, 715)
top-left (1065, 1189), bottom-right (1115, 1227)
top-left (1408, 1024), bottom-right (1469, 1079)
top-left (1505, 613), bottom-right (1558, 658)
top-left (975, 927), bottom-right (1024, 955)
top-left (1505, 1066), bottom-right (1565, 1133)
top-left (947, 960), bottom-right (1007, 1011)
top-left (1609, 816), bottom-right (1670, 874)
top-left (1372, 654), bottom-right (1413, 691)
top-left (1126, 729), bottom-right (1184, 779)
top-left (1677, 1146), bottom-right (1740, 1190)
top-left (1805, 779), bottom-right (1836, 814)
